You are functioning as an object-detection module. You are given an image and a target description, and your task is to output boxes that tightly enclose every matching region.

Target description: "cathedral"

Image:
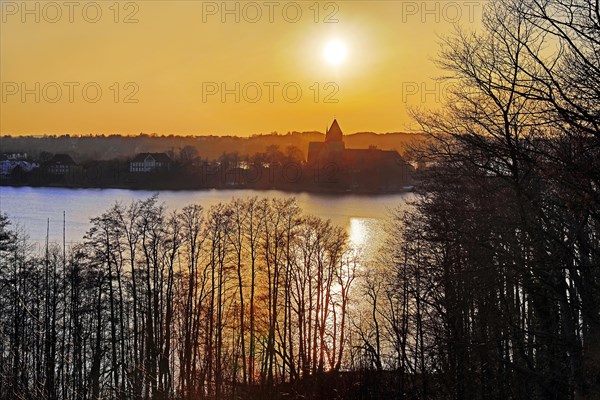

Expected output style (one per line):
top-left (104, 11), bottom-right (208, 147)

top-left (307, 119), bottom-right (414, 191)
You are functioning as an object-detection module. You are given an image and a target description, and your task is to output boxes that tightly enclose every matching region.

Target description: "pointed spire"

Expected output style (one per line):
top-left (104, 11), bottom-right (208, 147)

top-left (325, 119), bottom-right (343, 142)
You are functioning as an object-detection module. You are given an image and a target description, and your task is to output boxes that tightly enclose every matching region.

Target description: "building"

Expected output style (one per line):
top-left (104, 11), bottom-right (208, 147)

top-left (307, 119), bottom-right (414, 190)
top-left (308, 119), bottom-right (346, 164)
top-left (45, 154), bottom-right (76, 175)
top-left (0, 160), bottom-right (39, 177)
top-left (129, 153), bottom-right (172, 173)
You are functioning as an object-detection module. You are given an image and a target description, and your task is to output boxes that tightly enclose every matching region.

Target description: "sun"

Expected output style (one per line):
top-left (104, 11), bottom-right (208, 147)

top-left (323, 40), bottom-right (348, 66)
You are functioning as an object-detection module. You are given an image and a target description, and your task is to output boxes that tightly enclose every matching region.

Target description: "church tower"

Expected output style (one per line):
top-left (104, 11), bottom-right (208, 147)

top-left (324, 119), bottom-right (345, 156)
top-left (307, 119), bottom-right (346, 164)
top-left (325, 119), bottom-right (344, 142)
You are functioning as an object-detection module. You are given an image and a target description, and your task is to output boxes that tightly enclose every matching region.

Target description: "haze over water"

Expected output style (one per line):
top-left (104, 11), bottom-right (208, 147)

top-left (0, 186), bottom-right (414, 259)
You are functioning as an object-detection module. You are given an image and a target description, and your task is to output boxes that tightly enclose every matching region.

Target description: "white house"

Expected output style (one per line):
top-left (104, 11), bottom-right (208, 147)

top-left (130, 153), bottom-right (172, 173)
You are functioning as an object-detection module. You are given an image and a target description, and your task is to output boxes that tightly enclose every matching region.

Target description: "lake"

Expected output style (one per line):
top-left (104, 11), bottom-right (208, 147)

top-left (0, 186), bottom-right (414, 259)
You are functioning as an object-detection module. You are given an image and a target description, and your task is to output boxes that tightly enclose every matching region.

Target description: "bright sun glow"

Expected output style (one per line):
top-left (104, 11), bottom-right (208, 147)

top-left (323, 40), bottom-right (348, 66)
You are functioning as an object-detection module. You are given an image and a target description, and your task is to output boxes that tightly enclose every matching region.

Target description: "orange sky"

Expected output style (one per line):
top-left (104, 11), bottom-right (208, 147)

top-left (0, 1), bottom-right (484, 136)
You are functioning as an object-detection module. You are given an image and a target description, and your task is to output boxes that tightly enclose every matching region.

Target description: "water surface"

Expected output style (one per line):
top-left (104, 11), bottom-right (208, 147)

top-left (0, 186), bottom-right (414, 258)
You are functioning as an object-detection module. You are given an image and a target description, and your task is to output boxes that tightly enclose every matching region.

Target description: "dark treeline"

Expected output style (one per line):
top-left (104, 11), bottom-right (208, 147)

top-left (0, 197), bottom-right (365, 399)
top-left (4, 145), bottom-right (413, 194)
top-left (360, 0), bottom-right (598, 398)
top-left (0, 131), bottom-right (423, 163)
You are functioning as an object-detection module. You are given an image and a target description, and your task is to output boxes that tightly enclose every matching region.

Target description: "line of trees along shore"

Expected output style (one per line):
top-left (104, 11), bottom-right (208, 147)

top-left (0, 0), bottom-right (598, 398)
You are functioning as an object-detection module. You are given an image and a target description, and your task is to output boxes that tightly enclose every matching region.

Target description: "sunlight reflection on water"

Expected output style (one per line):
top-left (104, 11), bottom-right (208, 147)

top-left (349, 218), bottom-right (368, 247)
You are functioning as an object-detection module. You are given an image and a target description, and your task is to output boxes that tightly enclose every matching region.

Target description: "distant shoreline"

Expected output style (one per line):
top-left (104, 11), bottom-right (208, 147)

top-left (0, 181), bottom-right (416, 196)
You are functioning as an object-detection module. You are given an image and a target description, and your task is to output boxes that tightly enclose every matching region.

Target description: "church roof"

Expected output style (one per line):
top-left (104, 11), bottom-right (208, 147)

top-left (325, 119), bottom-right (343, 142)
top-left (46, 154), bottom-right (76, 166)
